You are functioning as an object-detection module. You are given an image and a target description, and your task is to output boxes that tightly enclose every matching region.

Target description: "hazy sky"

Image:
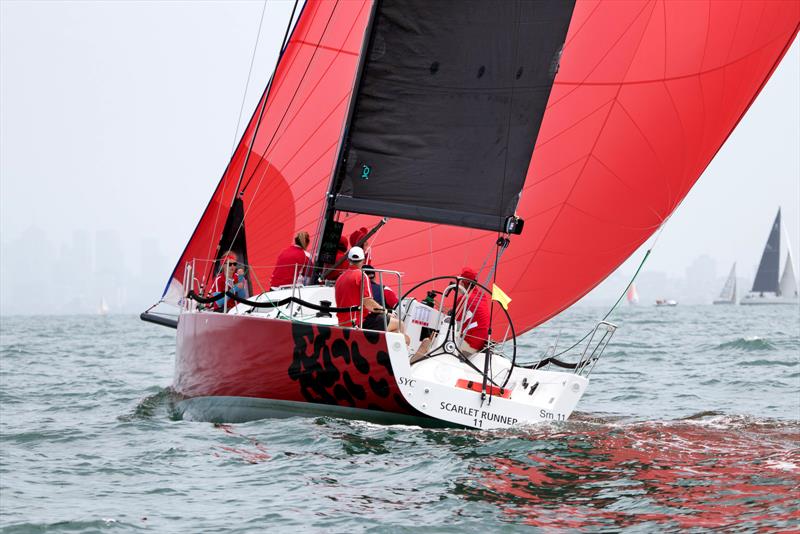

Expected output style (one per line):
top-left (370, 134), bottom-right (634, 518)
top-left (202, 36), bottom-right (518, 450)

top-left (1, 1), bottom-right (798, 301)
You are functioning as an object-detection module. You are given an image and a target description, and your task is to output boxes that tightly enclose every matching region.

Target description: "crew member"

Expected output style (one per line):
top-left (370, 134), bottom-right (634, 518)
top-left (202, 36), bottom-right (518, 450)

top-left (324, 236), bottom-right (350, 281)
top-left (269, 231), bottom-right (312, 288)
top-left (335, 247), bottom-right (402, 334)
top-left (349, 226), bottom-right (371, 264)
top-left (209, 252), bottom-right (241, 312)
top-left (363, 264), bottom-right (399, 309)
top-left (455, 267), bottom-right (490, 355)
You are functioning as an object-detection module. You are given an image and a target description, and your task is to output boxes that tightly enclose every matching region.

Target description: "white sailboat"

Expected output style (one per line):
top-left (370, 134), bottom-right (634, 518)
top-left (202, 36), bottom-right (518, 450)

top-left (626, 283), bottom-right (640, 305)
top-left (741, 208), bottom-right (798, 305)
top-left (713, 263), bottom-right (737, 305)
top-left (778, 249), bottom-right (798, 300)
top-left (98, 297), bottom-right (110, 316)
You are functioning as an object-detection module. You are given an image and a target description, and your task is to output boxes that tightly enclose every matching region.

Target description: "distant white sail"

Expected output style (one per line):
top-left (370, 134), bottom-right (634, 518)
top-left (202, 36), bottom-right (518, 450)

top-left (626, 283), bottom-right (639, 305)
top-left (98, 297), bottom-right (110, 316)
top-left (715, 263), bottom-right (737, 304)
top-left (779, 250), bottom-right (798, 297)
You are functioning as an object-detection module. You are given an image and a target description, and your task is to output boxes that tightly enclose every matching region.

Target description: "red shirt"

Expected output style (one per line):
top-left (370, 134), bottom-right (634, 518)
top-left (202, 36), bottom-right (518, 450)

top-left (380, 285), bottom-right (399, 309)
top-left (324, 251), bottom-right (347, 281)
top-left (210, 272), bottom-right (239, 310)
top-left (456, 290), bottom-right (490, 350)
top-left (270, 245), bottom-right (310, 288)
top-left (210, 272), bottom-right (239, 293)
top-left (335, 268), bottom-right (371, 327)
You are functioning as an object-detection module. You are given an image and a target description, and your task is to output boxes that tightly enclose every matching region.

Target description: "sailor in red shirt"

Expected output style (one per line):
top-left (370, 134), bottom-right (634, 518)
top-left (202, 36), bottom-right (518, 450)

top-left (269, 231), bottom-right (312, 288)
top-left (324, 236), bottom-right (350, 281)
top-left (363, 264), bottom-right (399, 309)
top-left (335, 247), bottom-right (404, 335)
top-left (455, 267), bottom-right (491, 355)
top-left (348, 226), bottom-right (371, 265)
top-left (209, 253), bottom-right (240, 312)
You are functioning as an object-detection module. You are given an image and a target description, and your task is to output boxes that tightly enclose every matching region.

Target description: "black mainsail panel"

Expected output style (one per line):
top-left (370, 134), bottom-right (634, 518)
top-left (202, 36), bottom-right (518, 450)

top-left (333, 0), bottom-right (575, 232)
top-left (751, 209), bottom-right (781, 293)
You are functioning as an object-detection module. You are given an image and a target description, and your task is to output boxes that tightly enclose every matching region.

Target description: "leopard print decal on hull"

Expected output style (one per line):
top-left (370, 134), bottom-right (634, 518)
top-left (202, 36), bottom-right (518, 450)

top-left (288, 323), bottom-right (413, 414)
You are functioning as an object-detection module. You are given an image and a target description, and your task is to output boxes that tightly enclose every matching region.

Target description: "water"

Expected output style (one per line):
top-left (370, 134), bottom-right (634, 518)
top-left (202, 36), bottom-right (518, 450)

top-left (1, 305), bottom-right (798, 532)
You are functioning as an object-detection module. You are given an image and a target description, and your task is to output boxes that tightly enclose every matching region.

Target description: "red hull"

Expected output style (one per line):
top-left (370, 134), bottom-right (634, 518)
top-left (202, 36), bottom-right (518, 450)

top-left (175, 313), bottom-right (415, 415)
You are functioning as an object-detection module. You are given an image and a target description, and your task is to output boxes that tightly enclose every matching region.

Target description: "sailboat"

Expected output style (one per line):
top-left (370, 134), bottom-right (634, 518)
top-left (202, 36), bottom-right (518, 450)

top-left (713, 264), bottom-right (737, 305)
top-left (741, 209), bottom-right (799, 306)
top-left (626, 284), bottom-right (640, 306)
top-left (140, 1), bottom-right (799, 428)
top-left (98, 297), bottom-right (110, 316)
top-left (655, 299), bottom-right (677, 307)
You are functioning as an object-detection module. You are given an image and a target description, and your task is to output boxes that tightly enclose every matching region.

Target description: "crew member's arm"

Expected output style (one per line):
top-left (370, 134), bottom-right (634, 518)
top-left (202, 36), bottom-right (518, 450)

top-left (362, 297), bottom-right (384, 314)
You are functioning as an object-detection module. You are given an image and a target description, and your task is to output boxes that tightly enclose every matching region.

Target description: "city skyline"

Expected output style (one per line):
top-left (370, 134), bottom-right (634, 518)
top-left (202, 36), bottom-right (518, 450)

top-left (0, 219), bottom-right (792, 315)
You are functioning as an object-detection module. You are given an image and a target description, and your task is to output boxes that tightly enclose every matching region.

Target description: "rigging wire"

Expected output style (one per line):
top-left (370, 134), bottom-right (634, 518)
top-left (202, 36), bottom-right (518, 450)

top-left (521, 224), bottom-right (668, 365)
top-left (231, 0), bottom-right (301, 197)
top-left (200, 0), bottom-right (301, 289)
top-left (237, 0), bottom-right (340, 197)
top-left (229, 0), bottom-right (269, 157)
top-left (222, 1), bottom-right (340, 259)
top-left (201, 0), bottom-right (299, 284)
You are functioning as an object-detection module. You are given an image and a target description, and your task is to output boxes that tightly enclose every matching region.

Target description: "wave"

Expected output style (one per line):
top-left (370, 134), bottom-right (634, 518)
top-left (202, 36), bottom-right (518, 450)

top-left (119, 387), bottom-right (182, 421)
top-left (2, 519), bottom-right (143, 533)
top-left (714, 336), bottom-right (776, 351)
top-left (740, 359), bottom-right (798, 367)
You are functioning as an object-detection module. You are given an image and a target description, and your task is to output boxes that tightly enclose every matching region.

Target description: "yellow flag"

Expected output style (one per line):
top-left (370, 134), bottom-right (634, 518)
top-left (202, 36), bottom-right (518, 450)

top-left (491, 283), bottom-right (511, 310)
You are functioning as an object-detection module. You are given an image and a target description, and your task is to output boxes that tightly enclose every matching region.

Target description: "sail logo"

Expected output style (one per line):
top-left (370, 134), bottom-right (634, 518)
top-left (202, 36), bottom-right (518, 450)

top-left (361, 164), bottom-right (371, 180)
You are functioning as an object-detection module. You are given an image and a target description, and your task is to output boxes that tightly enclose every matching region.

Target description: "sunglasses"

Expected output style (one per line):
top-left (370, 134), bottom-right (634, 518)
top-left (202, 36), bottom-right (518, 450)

top-left (226, 262), bottom-right (238, 267)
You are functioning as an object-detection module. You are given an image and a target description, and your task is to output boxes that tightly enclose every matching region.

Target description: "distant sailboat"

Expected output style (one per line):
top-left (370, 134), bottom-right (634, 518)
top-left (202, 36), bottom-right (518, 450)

top-left (98, 297), bottom-right (110, 316)
top-left (626, 283), bottom-right (640, 305)
top-left (713, 263), bottom-right (737, 305)
top-left (655, 299), bottom-right (677, 307)
top-left (779, 248), bottom-right (798, 299)
top-left (741, 209), bottom-right (798, 305)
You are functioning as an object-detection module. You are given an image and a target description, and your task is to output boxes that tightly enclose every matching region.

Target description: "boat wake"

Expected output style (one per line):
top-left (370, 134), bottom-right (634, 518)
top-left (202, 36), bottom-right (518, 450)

top-left (120, 387), bottom-right (184, 421)
top-left (452, 412), bottom-right (800, 530)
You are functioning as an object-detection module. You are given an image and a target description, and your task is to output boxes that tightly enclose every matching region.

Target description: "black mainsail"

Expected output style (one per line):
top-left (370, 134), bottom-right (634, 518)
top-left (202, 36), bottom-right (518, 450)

top-left (331, 0), bottom-right (575, 232)
top-left (751, 208), bottom-right (781, 293)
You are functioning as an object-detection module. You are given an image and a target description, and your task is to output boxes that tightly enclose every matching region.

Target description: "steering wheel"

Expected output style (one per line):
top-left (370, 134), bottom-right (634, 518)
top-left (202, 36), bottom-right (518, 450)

top-left (399, 275), bottom-right (517, 389)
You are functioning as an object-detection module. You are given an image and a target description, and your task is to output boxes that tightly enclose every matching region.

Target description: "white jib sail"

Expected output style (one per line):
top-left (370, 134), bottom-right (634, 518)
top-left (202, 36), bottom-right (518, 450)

top-left (718, 263), bottom-right (737, 302)
top-left (779, 251), bottom-right (798, 297)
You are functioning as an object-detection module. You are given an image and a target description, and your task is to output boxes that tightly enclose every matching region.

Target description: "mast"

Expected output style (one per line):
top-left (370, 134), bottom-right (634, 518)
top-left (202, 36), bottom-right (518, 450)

top-left (312, 0), bottom-right (381, 275)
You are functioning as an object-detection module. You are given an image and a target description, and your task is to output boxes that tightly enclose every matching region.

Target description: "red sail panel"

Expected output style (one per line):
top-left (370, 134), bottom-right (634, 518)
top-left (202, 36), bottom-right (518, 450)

top-left (164, 0), bottom-right (371, 302)
top-left (336, 0), bottom-right (799, 334)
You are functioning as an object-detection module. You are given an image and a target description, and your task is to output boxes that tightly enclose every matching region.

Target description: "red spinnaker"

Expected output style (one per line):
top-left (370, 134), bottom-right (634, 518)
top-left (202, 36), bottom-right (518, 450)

top-left (165, 0), bottom-right (799, 334)
top-left (164, 0), bottom-right (372, 300)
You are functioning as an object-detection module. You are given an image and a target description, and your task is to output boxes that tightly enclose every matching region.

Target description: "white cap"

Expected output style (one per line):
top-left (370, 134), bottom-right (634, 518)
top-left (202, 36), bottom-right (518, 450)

top-left (347, 246), bottom-right (365, 262)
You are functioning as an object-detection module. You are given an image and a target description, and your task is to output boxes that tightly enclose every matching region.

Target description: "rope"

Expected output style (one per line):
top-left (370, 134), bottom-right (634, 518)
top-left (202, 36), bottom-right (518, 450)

top-left (187, 290), bottom-right (358, 314)
top-left (520, 247), bottom-right (652, 368)
top-left (187, 290), bottom-right (360, 314)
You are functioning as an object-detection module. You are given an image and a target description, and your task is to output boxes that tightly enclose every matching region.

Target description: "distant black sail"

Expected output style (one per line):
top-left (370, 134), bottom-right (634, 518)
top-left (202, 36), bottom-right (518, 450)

top-left (751, 209), bottom-right (781, 293)
top-left (334, 0), bottom-right (576, 232)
